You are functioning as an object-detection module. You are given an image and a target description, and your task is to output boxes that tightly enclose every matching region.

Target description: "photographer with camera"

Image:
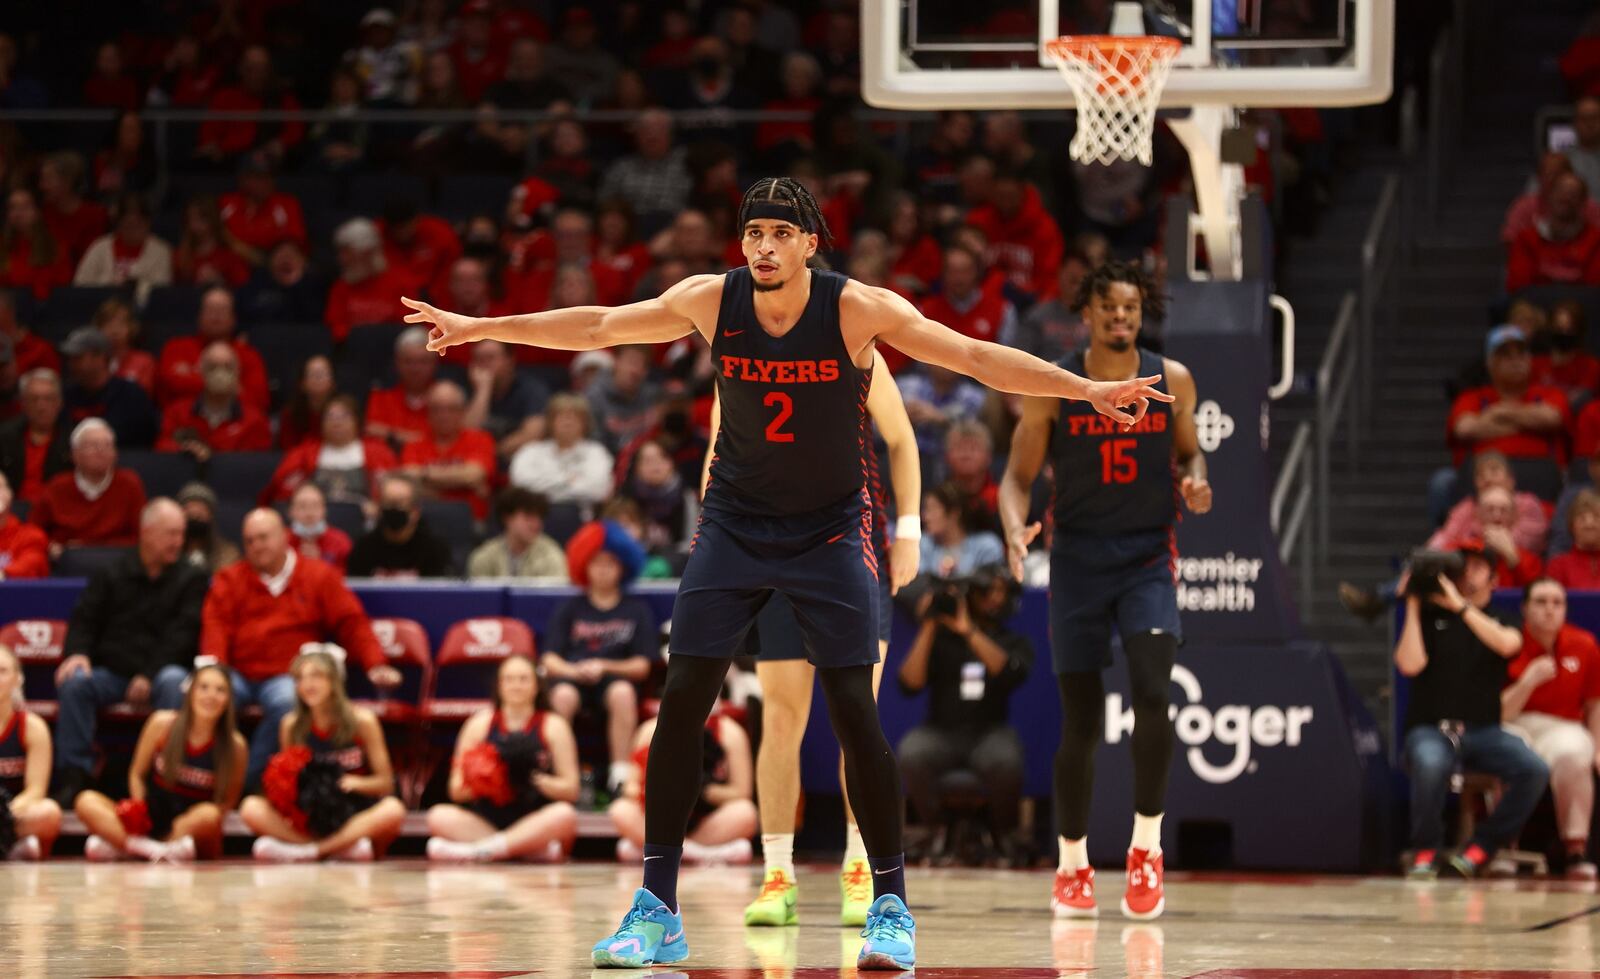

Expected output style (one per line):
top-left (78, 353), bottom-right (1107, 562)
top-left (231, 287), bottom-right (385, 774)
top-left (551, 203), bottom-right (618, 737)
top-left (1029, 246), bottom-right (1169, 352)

top-left (896, 565), bottom-right (1033, 861)
top-left (1396, 541), bottom-right (1549, 879)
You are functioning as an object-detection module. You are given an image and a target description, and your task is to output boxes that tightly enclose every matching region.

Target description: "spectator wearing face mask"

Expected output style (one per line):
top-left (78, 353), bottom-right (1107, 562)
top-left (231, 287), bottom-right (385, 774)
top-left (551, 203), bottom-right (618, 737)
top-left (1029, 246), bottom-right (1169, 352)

top-left (155, 341), bottom-right (272, 461)
top-left (1532, 302), bottom-right (1600, 410)
top-left (287, 482), bottom-right (351, 573)
top-left (347, 473), bottom-right (453, 579)
top-left (176, 482), bottom-right (239, 574)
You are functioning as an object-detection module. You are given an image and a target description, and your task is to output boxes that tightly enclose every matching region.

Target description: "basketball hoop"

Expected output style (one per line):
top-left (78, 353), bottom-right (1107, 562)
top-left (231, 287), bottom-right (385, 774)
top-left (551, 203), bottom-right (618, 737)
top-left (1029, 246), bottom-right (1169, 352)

top-left (1045, 35), bottom-right (1181, 166)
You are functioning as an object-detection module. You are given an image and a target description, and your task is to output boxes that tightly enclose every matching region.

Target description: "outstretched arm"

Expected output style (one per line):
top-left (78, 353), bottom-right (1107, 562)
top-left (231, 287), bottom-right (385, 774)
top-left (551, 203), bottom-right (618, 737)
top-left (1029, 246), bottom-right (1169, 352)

top-left (866, 350), bottom-right (922, 594)
top-left (404, 273), bottom-right (721, 354)
top-left (847, 283), bottom-right (1172, 426)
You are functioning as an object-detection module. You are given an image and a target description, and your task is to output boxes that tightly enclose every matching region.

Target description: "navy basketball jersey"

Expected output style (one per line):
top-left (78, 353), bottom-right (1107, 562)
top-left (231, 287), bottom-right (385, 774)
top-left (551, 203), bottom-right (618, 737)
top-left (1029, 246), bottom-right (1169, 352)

top-left (708, 267), bottom-right (871, 515)
top-left (307, 721), bottom-right (369, 775)
top-left (488, 710), bottom-right (553, 775)
top-left (0, 709), bottom-right (29, 796)
top-left (151, 736), bottom-right (219, 803)
top-left (1051, 347), bottom-right (1177, 538)
top-left (865, 437), bottom-right (890, 560)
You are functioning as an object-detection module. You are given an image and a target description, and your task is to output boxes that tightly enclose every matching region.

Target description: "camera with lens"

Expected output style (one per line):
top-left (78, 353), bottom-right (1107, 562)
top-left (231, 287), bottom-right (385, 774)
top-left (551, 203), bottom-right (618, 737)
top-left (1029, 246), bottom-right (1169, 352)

top-left (924, 576), bottom-right (970, 620)
top-left (1404, 548), bottom-right (1465, 599)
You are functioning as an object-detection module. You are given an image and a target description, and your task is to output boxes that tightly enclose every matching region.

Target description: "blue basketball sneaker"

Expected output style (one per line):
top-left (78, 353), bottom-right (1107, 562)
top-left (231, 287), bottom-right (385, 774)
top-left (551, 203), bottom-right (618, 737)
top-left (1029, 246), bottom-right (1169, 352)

top-left (591, 888), bottom-right (689, 967)
top-left (857, 894), bottom-right (916, 970)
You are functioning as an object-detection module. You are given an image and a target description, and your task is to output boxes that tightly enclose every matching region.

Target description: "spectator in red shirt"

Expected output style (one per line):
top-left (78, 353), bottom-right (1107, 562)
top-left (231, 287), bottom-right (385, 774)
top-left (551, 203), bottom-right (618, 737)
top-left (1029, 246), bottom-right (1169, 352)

top-left (437, 256), bottom-right (511, 326)
top-left (886, 193), bottom-right (943, 298)
top-left (0, 470), bottom-right (48, 579)
top-left (1429, 450), bottom-right (1551, 556)
top-left (147, 35), bottom-right (219, 109)
top-left (1503, 578), bottom-right (1600, 878)
top-left (365, 327), bottom-right (437, 448)
top-left (94, 298), bottom-right (157, 397)
top-left (279, 355), bottom-right (335, 452)
top-left (1548, 490), bottom-right (1600, 590)
top-left (157, 342), bottom-right (273, 460)
top-left (195, 46), bottom-right (305, 168)
top-left (287, 482), bottom-right (351, 573)
top-left (448, 0), bottom-right (506, 103)
top-left (264, 395), bottom-right (398, 506)
top-left (1507, 173), bottom-right (1600, 292)
top-left (82, 41), bottom-right (141, 111)
top-left (326, 218), bottom-right (413, 342)
top-left (400, 381), bottom-right (497, 520)
top-left (1448, 325), bottom-right (1571, 467)
top-left (38, 153), bottom-right (109, 266)
top-left (1503, 153), bottom-right (1600, 246)
top-left (173, 196), bottom-right (251, 288)
top-left (219, 154), bottom-right (308, 260)
top-left (93, 111), bottom-right (158, 201)
top-left (0, 290), bottom-right (59, 376)
top-left (157, 287), bottom-right (269, 412)
top-left (1, 188), bottom-right (72, 301)
top-left (0, 367), bottom-right (70, 505)
top-left (944, 420), bottom-right (1001, 535)
top-left (379, 199), bottom-right (459, 302)
top-left (966, 170), bottom-right (1064, 299)
top-left (594, 201), bottom-right (653, 302)
top-left (73, 195), bottom-right (173, 303)
top-left (1532, 301), bottom-right (1600, 409)
top-left (192, 508), bottom-right (400, 785)
top-left (31, 418), bottom-right (147, 552)
top-left (1477, 487), bottom-right (1546, 587)
top-left (920, 244), bottom-right (1017, 346)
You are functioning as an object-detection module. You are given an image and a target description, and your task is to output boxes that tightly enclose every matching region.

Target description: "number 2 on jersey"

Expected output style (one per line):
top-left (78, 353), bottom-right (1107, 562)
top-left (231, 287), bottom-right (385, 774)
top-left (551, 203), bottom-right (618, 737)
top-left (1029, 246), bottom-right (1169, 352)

top-left (764, 392), bottom-right (795, 443)
top-left (1100, 438), bottom-right (1137, 483)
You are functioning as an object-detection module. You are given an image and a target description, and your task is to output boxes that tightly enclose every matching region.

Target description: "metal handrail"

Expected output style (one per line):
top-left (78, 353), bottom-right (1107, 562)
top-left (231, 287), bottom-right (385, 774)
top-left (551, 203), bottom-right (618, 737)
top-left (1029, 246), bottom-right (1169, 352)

top-left (1353, 173), bottom-right (1401, 456)
top-left (1270, 419), bottom-right (1315, 616)
top-left (1270, 420), bottom-right (1312, 531)
top-left (1314, 293), bottom-right (1360, 558)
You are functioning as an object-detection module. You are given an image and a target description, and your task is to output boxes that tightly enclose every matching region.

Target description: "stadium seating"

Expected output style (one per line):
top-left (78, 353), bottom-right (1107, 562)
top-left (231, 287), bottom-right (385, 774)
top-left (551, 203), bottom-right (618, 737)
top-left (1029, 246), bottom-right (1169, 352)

top-left (423, 616), bottom-right (537, 722)
top-left (51, 546), bottom-right (133, 579)
top-left (207, 451), bottom-right (284, 500)
top-left (0, 618), bottom-right (67, 720)
top-left (120, 450), bottom-right (198, 498)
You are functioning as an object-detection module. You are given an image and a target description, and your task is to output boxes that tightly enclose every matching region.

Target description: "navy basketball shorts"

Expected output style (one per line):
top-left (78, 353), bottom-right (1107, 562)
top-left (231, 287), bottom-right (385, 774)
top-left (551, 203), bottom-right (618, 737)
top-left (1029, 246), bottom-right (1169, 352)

top-left (1049, 533), bottom-right (1183, 675)
top-left (672, 493), bottom-right (880, 669)
top-left (755, 554), bottom-right (892, 662)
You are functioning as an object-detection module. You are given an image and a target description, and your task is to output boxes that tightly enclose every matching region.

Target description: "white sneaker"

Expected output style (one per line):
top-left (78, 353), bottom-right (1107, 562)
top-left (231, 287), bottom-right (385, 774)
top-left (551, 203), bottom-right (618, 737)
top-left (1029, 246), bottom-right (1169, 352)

top-left (7, 835), bottom-right (41, 861)
top-left (330, 837), bottom-right (373, 863)
top-left (158, 836), bottom-right (197, 864)
top-left (718, 838), bottom-right (754, 866)
top-left (616, 838), bottom-right (642, 863)
top-left (252, 836), bottom-right (318, 864)
top-left (1567, 859), bottom-right (1598, 881)
top-left (427, 837), bottom-right (479, 864)
top-left (541, 839), bottom-right (564, 863)
top-left (84, 835), bottom-right (121, 863)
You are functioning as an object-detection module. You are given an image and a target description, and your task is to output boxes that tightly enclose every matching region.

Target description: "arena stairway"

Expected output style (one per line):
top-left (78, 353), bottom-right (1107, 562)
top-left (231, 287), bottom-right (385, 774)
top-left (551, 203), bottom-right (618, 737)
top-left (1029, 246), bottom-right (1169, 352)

top-left (1274, 1), bottom-right (1584, 725)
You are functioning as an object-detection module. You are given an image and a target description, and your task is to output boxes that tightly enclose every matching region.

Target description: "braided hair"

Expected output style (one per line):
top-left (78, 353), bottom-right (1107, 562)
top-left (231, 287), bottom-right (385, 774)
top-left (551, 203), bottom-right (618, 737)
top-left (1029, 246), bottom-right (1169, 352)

top-left (737, 177), bottom-right (834, 253)
top-left (1070, 259), bottom-right (1167, 321)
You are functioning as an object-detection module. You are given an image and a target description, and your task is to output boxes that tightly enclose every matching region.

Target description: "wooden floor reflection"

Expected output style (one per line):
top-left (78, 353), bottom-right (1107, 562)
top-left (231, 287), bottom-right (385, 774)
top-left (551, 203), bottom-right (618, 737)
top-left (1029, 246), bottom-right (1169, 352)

top-left (2, 861), bottom-right (1597, 978)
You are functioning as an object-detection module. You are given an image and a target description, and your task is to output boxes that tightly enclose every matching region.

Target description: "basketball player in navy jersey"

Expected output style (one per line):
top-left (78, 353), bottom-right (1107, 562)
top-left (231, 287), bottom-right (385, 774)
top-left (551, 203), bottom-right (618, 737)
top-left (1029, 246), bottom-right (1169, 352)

top-left (999, 261), bottom-right (1212, 922)
top-left (402, 178), bottom-right (1172, 970)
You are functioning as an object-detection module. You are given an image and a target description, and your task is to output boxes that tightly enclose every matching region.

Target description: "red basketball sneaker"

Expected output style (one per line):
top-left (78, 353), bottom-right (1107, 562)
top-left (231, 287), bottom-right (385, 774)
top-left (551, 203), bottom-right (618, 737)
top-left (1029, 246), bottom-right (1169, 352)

top-left (1052, 866), bottom-right (1098, 918)
top-left (1121, 848), bottom-right (1165, 920)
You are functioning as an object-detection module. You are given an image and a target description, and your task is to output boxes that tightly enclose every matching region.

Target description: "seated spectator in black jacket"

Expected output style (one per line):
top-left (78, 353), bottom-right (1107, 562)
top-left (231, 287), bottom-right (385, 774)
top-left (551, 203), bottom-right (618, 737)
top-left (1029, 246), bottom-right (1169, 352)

top-left (236, 240), bottom-right (327, 325)
top-left (61, 326), bottom-right (157, 448)
top-left (1396, 541), bottom-right (1550, 879)
top-left (0, 367), bottom-right (70, 506)
top-left (346, 473), bottom-right (453, 579)
top-left (896, 566), bottom-right (1031, 851)
top-left (52, 498), bottom-right (208, 805)
top-left (464, 339), bottom-right (548, 458)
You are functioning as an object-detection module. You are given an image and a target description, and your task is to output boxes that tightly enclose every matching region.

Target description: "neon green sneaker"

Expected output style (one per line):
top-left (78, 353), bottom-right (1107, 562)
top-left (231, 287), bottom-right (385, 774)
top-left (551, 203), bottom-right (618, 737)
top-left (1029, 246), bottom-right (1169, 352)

top-left (743, 868), bottom-right (799, 926)
top-left (840, 857), bottom-right (873, 927)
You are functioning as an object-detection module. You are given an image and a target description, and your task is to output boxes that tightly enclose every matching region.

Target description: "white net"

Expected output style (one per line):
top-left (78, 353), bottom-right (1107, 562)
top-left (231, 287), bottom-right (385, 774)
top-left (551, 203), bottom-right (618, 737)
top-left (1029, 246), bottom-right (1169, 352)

top-left (1046, 36), bottom-right (1181, 166)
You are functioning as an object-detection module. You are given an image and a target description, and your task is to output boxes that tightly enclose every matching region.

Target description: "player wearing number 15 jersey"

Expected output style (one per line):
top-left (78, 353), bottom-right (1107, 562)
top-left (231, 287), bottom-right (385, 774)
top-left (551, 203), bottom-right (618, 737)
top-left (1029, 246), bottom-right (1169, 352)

top-left (1000, 261), bottom-right (1213, 924)
top-left (401, 179), bottom-right (1171, 971)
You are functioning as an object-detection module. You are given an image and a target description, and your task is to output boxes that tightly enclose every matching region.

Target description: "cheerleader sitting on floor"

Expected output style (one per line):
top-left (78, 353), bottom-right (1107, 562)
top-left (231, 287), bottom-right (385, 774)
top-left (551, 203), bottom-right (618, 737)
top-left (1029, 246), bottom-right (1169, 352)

top-left (608, 709), bottom-right (758, 865)
top-left (0, 644), bottom-right (62, 860)
top-left (426, 654), bottom-right (579, 862)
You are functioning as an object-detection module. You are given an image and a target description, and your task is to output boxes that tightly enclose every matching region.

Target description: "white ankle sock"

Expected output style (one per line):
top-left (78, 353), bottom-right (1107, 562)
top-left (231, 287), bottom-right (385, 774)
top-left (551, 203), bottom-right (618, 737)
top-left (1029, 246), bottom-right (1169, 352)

top-left (843, 823), bottom-right (867, 864)
top-left (125, 835), bottom-right (164, 859)
top-left (7, 835), bottom-right (40, 861)
top-left (1131, 813), bottom-right (1163, 854)
top-left (1059, 836), bottom-right (1089, 872)
top-left (685, 839), bottom-right (750, 864)
top-left (762, 832), bottom-right (795, 878)
top-left (607, 761), bottom-right (632, 792)
top-left (476, 833), bottom-right (510, 860)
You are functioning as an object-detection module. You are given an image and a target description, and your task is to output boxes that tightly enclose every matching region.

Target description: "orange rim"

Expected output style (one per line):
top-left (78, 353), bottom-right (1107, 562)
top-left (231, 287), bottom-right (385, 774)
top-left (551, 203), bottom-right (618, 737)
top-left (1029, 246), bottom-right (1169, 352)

top-left (1045, 34), bottom-right (1181, 94)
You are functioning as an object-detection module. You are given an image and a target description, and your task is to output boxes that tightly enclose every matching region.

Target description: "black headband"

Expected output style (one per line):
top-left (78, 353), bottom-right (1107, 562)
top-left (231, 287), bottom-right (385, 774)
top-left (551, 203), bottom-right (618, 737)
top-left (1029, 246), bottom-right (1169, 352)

top-left (742, 200), bottom-right (810, 231)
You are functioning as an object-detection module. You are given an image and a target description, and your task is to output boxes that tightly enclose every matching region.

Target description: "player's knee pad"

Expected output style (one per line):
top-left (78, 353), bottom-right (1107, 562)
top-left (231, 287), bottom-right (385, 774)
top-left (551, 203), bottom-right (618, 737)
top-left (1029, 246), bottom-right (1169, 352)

top-left (1124, 631), bottom-right (1179, 715)
top-left (1056, 671), bottom-right (1105, 746)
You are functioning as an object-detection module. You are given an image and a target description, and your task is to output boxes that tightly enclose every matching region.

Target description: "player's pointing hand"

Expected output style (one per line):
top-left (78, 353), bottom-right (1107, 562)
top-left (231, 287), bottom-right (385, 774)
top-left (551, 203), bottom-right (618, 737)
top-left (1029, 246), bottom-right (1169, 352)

top-left (1086, 374), bottom-right (1175, 427)
top-left (401, 296), bottom-right (484, 354)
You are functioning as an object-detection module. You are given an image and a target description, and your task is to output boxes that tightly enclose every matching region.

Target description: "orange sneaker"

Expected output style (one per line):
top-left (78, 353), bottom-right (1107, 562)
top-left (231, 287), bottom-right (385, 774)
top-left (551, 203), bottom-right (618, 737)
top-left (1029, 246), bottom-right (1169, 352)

top-left (1051, 866), bottom-right (1098, 918)
top-left (1121, 849), bottom-right (1165, 920)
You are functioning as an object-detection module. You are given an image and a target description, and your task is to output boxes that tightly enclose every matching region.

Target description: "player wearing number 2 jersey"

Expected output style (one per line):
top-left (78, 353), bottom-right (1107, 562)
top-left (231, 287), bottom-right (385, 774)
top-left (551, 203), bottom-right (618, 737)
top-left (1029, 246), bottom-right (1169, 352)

top-left (1000, 261), bottom-right (1212, 925)
top-left (400, 179), bottom-right (1172, 971)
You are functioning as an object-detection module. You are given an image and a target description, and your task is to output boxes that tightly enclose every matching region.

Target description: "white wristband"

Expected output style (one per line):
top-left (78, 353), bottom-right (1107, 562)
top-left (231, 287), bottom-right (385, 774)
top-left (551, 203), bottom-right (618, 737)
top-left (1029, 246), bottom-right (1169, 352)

top-left (895, 515), bottom-right (922, 541)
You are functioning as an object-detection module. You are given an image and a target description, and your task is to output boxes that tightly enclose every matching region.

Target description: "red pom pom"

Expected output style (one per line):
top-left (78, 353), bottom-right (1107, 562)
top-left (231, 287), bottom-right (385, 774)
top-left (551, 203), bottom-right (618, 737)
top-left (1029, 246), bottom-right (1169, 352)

top-left (115, 798), bottom-right (151, 836)
top-left (461, 741), bottom-right (513, 806)
top-left (263, 746), bottom-right (314, 832)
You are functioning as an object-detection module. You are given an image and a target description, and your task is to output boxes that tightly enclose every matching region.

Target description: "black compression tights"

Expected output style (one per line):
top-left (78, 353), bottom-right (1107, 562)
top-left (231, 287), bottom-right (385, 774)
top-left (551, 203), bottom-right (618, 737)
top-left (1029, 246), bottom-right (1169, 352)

top-left (644, 657), bottom-right (903, 858)
top-left (1053, 631), bottom-right (1178, 840)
